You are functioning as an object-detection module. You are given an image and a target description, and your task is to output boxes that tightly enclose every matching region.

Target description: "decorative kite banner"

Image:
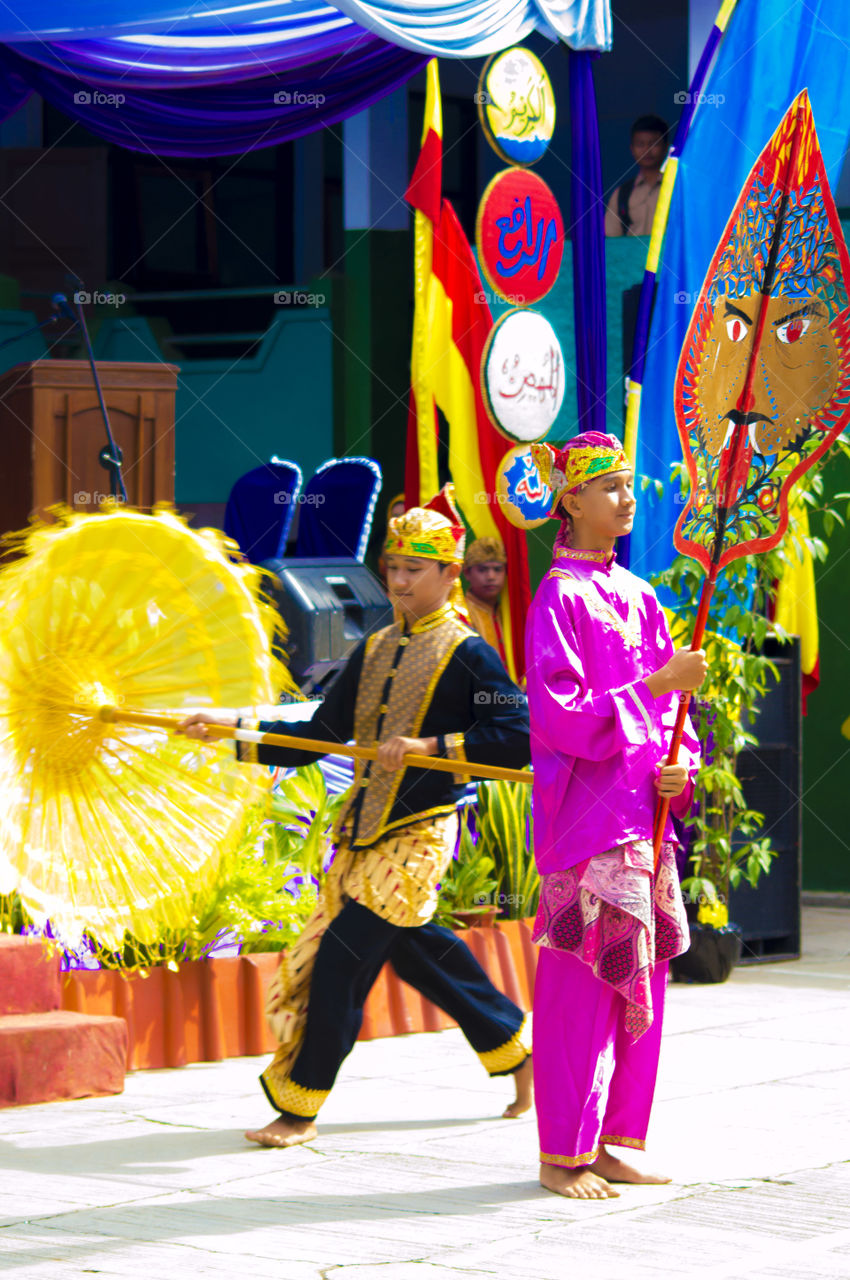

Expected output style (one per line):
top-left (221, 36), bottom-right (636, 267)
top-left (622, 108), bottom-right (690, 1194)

top-left (477, 47), bottom-right (556, 167)
top-left (481, 307), bottom-right (565, 443)
top-left (495, 443), bottom-right (553, 528)
top-left (476, 167), bottom-right (564, 305)
top-left (674, 88), bottom-right (850, 574)
top-left (654, 89), bottom-right (850, 861)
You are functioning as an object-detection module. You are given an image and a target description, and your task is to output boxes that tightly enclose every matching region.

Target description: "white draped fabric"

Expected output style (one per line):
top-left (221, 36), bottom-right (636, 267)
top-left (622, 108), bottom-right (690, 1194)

top-left (0, 0), bottom-right (611, 55)
top-left (330, 0), bottom-right (611, 54)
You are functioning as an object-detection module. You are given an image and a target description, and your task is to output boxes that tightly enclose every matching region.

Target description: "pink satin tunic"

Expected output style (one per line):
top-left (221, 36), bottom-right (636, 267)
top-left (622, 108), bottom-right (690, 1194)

top-left (526, 546), bottom-right (700, 876)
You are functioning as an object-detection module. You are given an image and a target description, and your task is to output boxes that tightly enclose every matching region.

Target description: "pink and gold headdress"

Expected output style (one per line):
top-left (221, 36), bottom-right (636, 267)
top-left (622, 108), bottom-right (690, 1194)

top-left (531, 432), bottom-right (630, 515)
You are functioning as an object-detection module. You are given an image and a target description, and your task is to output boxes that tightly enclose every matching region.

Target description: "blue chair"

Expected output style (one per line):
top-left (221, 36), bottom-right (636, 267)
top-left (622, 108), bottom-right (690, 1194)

top-left (293, 457), bottom-right (382, 561)
top-left (223, 459), bottom-right (302, 563)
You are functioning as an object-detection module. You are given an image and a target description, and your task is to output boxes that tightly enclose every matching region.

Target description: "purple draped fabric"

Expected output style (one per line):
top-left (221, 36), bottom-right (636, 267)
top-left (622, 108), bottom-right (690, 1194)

top-left (567, 50), bottom-right (607, 435)
top-left (0, 42), bottom-right (425, 156)
top-left (0, 32), bottom-right (426, 155)
top-left (0, 61), bottom-right (30, 117)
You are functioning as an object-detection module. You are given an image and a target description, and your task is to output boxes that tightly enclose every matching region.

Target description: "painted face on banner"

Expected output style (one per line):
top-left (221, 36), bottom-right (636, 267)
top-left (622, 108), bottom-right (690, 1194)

top-left (675, 90), bottom-right (850, 571)
top-left (698, 292), bottom-right (840, 458)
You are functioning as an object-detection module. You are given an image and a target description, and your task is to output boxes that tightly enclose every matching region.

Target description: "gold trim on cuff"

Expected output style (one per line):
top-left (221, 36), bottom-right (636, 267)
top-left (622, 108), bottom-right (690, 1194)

top-left (600, 1133), bottom-right (646, 1152)
top-left (236, 716), bottom-right (261, 765)
top-left (539, 1134), bottom-right (645, 1167)
top-left (540, 1148), bottom-right (601, 1168)
top-left (445, 732), bottom-right (466, 784)
top-left (477, 1013), bottom-right (531, 1075)
top-left (277, 1079), bottom-right (330, 1118)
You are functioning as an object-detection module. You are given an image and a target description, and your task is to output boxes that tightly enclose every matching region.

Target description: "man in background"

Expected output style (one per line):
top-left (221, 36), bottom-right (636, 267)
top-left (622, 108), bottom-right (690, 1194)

top-left (605, 115), bottom-right (670, 237)
top-left (463, 536), bottom-right (508, 669)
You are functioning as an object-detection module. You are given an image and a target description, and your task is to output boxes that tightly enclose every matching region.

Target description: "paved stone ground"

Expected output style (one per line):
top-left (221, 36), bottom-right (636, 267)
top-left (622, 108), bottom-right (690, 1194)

top-left (2, 906), bottom-right (848, 1280)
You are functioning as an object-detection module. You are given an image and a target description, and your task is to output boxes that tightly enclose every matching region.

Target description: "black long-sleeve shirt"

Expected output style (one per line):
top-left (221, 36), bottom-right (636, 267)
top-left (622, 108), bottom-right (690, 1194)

top-left (238, 606), bottom-right (530, 848)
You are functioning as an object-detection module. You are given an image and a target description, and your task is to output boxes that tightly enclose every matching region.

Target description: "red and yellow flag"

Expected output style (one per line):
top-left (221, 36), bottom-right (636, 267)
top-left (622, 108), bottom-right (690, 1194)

top-left (404, 59), bottom-right (441, 507)
top-left (404, 59), bottom-right (531, 680)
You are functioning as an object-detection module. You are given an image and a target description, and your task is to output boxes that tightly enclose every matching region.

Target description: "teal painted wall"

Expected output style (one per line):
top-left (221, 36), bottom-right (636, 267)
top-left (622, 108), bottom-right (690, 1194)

top-left (802, 451), bottom-right (850, 892)
top-left (94, 311), bottom-right (334, 504)
top-left (0, 310), bottom-right (48, 368)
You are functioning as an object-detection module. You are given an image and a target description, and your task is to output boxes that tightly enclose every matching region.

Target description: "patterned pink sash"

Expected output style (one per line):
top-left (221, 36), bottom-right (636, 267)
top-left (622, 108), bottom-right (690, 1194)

top-left (532, 841), bottom-right (689, 1039)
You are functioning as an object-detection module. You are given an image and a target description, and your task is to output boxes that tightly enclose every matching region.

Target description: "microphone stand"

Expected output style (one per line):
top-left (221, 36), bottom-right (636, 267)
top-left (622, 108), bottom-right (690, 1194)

top-left (0, 315), bottom-right (64, 351)
top-left (66, 283), bottom-right (127, 504)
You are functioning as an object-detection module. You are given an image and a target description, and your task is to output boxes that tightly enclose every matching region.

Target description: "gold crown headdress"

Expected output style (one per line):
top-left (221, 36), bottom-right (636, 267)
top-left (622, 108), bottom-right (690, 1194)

top-left (385, 484), bottom-right (466, 563)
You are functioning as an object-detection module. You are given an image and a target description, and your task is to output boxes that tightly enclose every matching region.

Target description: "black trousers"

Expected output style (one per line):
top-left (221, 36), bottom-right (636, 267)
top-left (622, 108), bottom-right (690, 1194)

top-left (265, 899), bottom-right (527, 1121)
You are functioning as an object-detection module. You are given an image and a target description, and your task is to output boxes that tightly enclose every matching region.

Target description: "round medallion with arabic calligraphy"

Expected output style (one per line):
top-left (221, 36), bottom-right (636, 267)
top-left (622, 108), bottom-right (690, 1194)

top-left (476, 168), bottom-right (564, 305)
top-left (481, 308), bottom-right (565, 444)
top-left (477, 47), bottom-right (556, 167)
top-left (495, 444), bottom-right (553, 529)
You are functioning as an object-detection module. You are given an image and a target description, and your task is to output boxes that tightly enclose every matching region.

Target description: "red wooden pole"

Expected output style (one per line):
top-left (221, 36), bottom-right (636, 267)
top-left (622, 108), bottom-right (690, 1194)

top-left (652, 566), bottom-right (718, 862)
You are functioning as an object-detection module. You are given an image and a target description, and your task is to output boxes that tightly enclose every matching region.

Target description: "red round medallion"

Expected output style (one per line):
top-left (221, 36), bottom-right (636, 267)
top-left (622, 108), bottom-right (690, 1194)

top-left (476, 168), bottom-right (564, 305)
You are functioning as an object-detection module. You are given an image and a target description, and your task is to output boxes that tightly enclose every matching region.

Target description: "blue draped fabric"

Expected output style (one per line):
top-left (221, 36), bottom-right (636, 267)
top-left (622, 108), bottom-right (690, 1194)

top-left (0, 39), bottom-right (425, 155)
top-left (630, 0), bottom-right (850, 583)
top-left (0, 61), bottom-right (29, 117)
top-left (567, 49), bottom-right (606, 434)
top-left (0, 0), bottom-right (610, 153)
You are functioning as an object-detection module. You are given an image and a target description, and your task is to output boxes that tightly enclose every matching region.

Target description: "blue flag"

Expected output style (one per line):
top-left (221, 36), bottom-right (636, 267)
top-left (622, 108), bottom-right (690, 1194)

top-left (631, 0), bottom-right (850, 582)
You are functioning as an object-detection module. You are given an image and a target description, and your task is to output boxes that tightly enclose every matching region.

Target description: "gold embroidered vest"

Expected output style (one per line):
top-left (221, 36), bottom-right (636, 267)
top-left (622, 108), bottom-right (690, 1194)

top-left (336, 605), bottom-right (472, 847)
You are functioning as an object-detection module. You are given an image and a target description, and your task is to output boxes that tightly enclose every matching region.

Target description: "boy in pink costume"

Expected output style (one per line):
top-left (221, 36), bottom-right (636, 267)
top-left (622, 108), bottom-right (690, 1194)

top-left (526, 432), bottom-right (706, 1200)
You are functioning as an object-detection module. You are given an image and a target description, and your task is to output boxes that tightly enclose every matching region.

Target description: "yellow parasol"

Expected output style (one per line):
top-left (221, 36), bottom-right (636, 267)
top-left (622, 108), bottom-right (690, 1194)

top-left (0, 506), bottom-right (291, 950)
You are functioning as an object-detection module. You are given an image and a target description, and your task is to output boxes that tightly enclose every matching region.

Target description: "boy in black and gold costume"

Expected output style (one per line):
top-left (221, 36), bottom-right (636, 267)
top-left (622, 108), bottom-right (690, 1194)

top-left (181, 486), bottom-right (531, 1149)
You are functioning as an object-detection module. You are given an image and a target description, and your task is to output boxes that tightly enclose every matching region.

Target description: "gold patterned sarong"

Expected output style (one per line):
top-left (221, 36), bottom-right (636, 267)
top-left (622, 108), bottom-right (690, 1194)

top-left (261, 812), bottom-right (459, 1110)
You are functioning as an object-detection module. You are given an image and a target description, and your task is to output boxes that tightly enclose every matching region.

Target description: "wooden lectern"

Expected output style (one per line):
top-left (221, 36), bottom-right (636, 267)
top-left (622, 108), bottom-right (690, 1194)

top-left (0, 360), bottom-right (178, 537)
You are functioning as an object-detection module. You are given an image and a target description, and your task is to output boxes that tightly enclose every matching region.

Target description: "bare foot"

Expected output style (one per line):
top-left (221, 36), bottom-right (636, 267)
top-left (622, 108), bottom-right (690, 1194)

top-left (540, 1162), bottom-right (619, 1199)
top-left (502, 1056), bottom-right (533, 1118)
top-left (591, 1144), bottom-right (670, 1185)
top-left (244, 1117), bottom-right (318, 1149)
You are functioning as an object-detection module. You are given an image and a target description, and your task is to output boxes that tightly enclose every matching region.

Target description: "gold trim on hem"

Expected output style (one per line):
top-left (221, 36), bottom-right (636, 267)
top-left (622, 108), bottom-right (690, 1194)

top-left (539, 1133), bottom-right (646, 1168)
top-left (600, 1133), bottom-right (646, 1152)
top-left (540, 1148), bottom-right (600, 1168)
top-left (477, 1014), bottom-right (531, 1075)
top-left (274, 1077), bottom-right (330, 1118)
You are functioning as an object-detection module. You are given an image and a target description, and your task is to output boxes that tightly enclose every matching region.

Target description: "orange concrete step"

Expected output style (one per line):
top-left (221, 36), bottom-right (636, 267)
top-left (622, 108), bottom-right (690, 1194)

top-left (0, 1010), bottom-right (127, 1107)
top-left (0, 935), bottom-right (60, 1015)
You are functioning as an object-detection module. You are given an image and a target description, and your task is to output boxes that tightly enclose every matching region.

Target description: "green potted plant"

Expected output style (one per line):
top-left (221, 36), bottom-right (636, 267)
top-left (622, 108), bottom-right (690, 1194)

top-left (476, 778), bottom-right (539, 921)
top-left (436, 811), bottom-right (500, 928)
top-left (436, 776), bottom-right (539, 929)
top-left (654, 443), bottom-right (850, 982)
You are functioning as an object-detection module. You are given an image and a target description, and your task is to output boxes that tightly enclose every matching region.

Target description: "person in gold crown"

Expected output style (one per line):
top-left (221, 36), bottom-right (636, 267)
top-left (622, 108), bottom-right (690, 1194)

top-left (181, 485), bottom-right (532, 1151)
top-left (462, 536), bottom-right (508, 668)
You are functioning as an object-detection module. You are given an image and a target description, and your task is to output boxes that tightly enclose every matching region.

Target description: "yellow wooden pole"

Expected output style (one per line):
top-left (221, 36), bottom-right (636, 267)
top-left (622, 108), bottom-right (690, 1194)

top-left (99, 707), bottom-right (533, 786)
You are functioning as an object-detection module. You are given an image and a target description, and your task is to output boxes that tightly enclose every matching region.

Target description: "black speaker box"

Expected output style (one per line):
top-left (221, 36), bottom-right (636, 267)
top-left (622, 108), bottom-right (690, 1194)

top-left (728, 637), bottom-right (802, 960)
top-left (261, 557), bottom-right (392, 690)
